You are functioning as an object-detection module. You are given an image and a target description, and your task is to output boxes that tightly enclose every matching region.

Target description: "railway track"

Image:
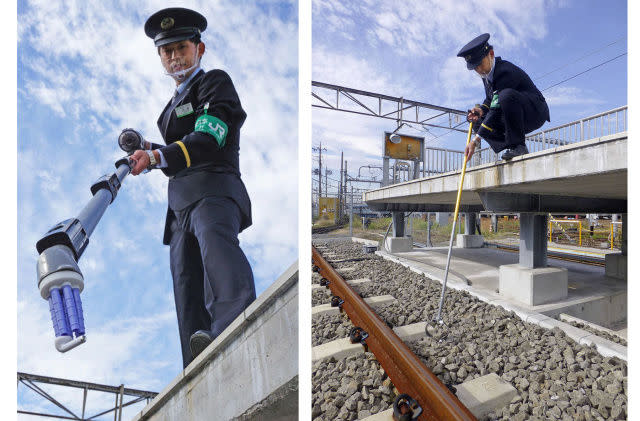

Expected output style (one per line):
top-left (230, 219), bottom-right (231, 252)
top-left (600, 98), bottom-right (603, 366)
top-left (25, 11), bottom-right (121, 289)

top-left (483, 242), bottom-right (606, 267)
top-left (312, 245), bottom-right (475, 421)
top-left (311, 239), bottom-right (627, 421)
top-left (312, 224), bottom-right (345, 234)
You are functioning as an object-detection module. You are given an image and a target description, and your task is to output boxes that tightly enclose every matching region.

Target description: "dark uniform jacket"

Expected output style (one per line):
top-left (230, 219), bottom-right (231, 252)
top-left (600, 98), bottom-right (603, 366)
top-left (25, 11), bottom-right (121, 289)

top-left (475, 57), bottom-right (550, 138)
top-left (151, 69), bottom-right (252, 245)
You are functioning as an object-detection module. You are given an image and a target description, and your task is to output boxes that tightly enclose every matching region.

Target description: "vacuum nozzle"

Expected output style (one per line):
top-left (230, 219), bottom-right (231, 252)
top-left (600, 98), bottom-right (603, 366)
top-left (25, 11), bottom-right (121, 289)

top-left (118, 128), bottom-right (144, 155)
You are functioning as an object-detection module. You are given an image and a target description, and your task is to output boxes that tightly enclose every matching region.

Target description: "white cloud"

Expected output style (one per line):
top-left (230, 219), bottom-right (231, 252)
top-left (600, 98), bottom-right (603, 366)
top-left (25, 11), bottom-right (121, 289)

top-left (543, 85), bottom-right (605, 107)
top-left (314, 0), bottom-right (552, 57)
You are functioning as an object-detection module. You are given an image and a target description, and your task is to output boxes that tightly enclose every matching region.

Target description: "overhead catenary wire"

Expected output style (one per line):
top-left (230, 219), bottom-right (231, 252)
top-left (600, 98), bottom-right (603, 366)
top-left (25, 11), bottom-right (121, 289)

top-left (541, 52), bottom-right (627, 92)
top-left (533, 36), bottom-right (625, 81)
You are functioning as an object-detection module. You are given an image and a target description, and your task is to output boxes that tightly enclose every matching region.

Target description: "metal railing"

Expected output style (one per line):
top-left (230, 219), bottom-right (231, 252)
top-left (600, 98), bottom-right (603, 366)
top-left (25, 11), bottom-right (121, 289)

top-left (424, 106), bottom-right (627, 172)
top-left (423, 147), bottom-right (465, 177)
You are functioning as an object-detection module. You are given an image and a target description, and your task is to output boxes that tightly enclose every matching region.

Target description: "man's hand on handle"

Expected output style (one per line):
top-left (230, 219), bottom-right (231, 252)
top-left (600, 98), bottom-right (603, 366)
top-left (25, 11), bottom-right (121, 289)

top-left (129, 149), bottom-right (151, 175)
top-left (465, 136), bottom-right (480, 161)
top-left (467, 106), bottom-right (483, 123)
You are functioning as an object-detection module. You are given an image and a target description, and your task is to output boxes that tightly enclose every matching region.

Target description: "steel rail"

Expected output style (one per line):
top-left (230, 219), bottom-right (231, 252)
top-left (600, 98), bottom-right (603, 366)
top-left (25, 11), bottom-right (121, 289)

top-left (312, 246), bottom-right (476, 421)
top-left (484, 242), bottom-right (606, 267)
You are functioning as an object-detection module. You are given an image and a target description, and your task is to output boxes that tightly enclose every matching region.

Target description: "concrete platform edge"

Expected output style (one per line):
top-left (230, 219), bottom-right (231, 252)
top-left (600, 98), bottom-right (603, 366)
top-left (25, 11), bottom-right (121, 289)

top-left (132, 260), bottom-right (299, 421)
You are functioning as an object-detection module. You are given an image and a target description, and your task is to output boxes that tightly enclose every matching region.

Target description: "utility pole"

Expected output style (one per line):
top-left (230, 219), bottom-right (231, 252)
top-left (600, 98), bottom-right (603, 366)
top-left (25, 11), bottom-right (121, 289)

top-left (325, 169), bottom-right (328, 197)
top-left (318, 142), bottom-right (322, 198)
top-left (312, 143), bottom-right (327, 215)
top-left (349, 185), bottom-right (354, 236)
top-left (344, 161), bottom-right (348, 221)
top-left (339, 152), bottom-right (344, 221)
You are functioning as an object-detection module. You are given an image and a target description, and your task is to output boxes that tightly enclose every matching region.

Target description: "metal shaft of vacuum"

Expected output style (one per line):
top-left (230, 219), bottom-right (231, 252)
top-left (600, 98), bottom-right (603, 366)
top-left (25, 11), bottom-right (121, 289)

top-left (434, 122), bottom-right (474, 323)
top-left (36, 157), bottom-right (132, 353)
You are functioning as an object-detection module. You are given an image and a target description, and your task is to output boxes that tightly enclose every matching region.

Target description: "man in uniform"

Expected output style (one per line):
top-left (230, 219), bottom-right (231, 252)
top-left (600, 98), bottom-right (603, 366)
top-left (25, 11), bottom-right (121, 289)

top-left (458, 33), bottom-right (550, 161)
top-left (129, 7), bottom-right (256, 368)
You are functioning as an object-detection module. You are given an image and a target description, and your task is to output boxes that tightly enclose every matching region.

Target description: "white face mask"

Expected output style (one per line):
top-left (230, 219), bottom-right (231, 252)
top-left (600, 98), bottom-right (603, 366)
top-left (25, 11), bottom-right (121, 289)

top-left (477, 56), bottom-right (495, 79)
top-left (164, 44), bottom-right (201, 83)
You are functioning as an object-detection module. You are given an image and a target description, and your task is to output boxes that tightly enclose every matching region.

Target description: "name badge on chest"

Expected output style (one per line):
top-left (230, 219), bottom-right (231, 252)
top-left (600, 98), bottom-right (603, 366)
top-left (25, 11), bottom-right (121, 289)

top-left (175, 103), bottom-right (194, 118)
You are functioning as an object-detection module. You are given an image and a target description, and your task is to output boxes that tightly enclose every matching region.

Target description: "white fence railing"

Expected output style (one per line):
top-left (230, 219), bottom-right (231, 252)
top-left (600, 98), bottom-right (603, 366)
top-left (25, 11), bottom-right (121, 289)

top-left (423, 106), bottom-right (627, 173)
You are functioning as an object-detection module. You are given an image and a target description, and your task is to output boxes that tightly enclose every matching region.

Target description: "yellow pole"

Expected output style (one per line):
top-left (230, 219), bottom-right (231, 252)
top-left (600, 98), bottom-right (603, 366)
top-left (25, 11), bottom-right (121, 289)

top-left (434, 122), bottom-right (473, 322)
top-left (549, 221), bottom-right (552, 242)
top-left (611, 223), bottom-right (614, 250)
top-left (579, 221), bottom-right (582, 246)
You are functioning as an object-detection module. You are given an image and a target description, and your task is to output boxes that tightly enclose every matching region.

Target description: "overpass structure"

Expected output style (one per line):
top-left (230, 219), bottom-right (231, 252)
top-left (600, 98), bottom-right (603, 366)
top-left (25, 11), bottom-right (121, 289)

top-left (364, 107), bottom-right (627, 309)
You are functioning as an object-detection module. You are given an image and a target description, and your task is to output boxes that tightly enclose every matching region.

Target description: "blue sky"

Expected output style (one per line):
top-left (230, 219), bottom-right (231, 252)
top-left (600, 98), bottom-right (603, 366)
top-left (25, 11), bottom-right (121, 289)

top-left (17, 0), bottom-right (297, 418)
top-left (312, 0), bottom-right (628, 192)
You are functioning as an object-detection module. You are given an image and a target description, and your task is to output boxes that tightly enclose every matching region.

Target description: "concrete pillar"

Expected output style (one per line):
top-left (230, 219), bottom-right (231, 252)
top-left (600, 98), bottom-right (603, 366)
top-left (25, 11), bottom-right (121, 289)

top-left (392, 212), bottom-right (404, 237)
top-left (606, 213), bottom-right (627, 280)
top-left (465, 213), bottom-right (476, 235)
top-left (457, 212), bottom-right (483, 248)
top-left (385, 212), bottom-right (412, 252)
top-left (435, 212), bottom-right (449, 226)
top-left (499, 213), bottom-right (569, 306)
top-left (621, 213), bottom-right (627, 255)
top-left (491, 214), bottom-right (498, 232)
top-left (519, 213), bottom-right (548, 268)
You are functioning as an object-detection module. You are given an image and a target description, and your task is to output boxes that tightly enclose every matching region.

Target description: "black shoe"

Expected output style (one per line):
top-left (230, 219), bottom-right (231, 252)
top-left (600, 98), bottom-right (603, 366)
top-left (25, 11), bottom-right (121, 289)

top-left (502, 144), bottom-right (529, 160)
top-left (190, 330), bottom-right (215, 359)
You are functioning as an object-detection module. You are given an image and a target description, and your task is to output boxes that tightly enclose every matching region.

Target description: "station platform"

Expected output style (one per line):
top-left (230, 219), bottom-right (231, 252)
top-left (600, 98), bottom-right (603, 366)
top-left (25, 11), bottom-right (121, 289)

top-left (364, 132), bottom-right (626, 214)
top-left (376, 245), bottom-right (626, 333)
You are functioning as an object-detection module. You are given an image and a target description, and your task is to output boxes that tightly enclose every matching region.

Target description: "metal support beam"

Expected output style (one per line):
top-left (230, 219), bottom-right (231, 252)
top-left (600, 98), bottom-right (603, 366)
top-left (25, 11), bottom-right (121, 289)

top-left (519, 213), bottom-right (548, 268)
top-left (17, 372), bottom-right (157, 421)
top-left (312, 81), bottom-right (467, 133)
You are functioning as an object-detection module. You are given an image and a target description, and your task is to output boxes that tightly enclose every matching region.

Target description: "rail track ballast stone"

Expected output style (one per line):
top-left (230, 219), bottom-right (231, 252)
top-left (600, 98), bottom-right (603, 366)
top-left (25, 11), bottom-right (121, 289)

top-left (311, 239), bottom-right (627, 421)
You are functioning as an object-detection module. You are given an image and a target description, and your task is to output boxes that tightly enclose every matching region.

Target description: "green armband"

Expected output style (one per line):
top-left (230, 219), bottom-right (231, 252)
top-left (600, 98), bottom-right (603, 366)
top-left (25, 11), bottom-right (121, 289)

top-left (194, 102), bottom-right (228, 147)
top-left (490, 91), bottom-right (500, 109)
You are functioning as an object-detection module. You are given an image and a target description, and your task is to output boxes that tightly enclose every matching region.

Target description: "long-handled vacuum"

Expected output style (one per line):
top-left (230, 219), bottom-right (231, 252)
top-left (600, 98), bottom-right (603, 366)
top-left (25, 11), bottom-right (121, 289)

top-left (35, 129), bottom-right (145, 352)
top-left (432, 122), bottom-right (474, 324)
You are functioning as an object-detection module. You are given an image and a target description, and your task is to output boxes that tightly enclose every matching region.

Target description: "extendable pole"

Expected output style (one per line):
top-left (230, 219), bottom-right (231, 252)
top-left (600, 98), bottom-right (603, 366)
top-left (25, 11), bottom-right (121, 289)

top-left (434, 122), bottom-right (473, 323)
top-left (36, 157), bottom-right (132, 352)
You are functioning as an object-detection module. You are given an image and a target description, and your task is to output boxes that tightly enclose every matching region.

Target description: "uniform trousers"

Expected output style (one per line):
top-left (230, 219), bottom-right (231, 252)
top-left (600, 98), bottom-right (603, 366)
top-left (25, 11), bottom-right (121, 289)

top-left (169, 196), bottom-right (256, 367)
top-left (480, 88), bottom-right (547, 153)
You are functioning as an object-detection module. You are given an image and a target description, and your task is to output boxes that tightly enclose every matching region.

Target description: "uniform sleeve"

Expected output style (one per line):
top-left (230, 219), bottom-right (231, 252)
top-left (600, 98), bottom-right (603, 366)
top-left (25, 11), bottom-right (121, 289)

top-left (160, 70), bottom-right (247, 172)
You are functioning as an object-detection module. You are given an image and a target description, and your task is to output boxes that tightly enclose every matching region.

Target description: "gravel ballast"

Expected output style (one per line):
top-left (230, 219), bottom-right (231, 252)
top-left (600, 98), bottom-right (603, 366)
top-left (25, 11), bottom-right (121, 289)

top-left (311, 239), bottom-right (627, 421)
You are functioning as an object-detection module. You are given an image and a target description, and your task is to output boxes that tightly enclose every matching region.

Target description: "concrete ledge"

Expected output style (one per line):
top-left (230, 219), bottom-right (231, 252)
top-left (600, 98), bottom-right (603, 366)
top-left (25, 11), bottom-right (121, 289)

top-left (347, 278), bottom-right (373, 285)
top-left (312, 295), bottom-right (396, 317)
top-left (559, 313), bottom-right (626, 340)
top-left (384, 237), bottom-right (413, 253)
top-left (605, 253), bottom-right (627, 280)
top-left (132, 262), bottom-right (298, 421)
top-left (455, 373), bottom-right (517, 419)
top-left (312, 322), bottom-right (428, 362)
top-left (337, 266), bottom-right (357, 275)
top-left (359, 373), bottom-right (516, 421)
top-left (456, 234), bottom-right (484, 248)
top-left (499, 264), bottom-right (568, 305)
top-left (352, 237), bottom-right (380, 246)
top-left (312, 337), bottom-right (364, 362)
top-left (312, 278), bottom-right (372, 290)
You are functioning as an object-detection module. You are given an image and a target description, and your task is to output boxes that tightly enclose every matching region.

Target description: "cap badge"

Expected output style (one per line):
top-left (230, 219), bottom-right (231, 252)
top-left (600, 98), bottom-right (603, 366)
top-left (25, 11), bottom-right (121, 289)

top-left (465, 55), bottom-right (471, 61)
top-left (161, 17), bottom-right (175, 30)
